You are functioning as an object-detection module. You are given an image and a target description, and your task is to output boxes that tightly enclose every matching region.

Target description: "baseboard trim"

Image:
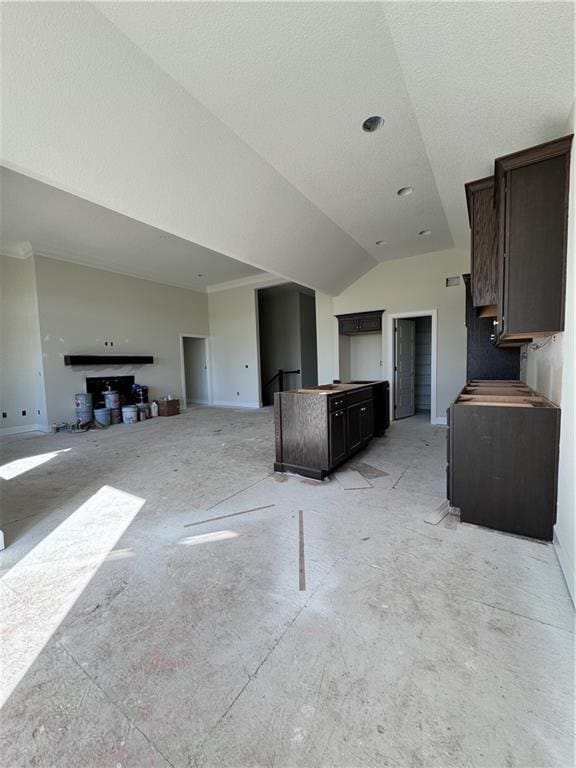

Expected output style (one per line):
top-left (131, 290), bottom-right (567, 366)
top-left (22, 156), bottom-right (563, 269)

top-left (212, 401), bottom-right (261, 409)
top-left (553, 531), bottom-right (575, 606)
top-left (0, 424), bottom-right (51, 436)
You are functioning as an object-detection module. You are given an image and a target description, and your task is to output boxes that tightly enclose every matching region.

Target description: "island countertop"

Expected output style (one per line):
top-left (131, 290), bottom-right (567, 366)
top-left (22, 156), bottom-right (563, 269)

top-left (284, 381), bottom-right (386, 395)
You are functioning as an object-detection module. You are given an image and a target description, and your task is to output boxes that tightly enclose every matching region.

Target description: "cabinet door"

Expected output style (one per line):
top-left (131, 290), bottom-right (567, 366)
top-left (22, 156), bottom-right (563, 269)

top-left (504, 155), bottom-right (568, 336)
top-left (347, 403), bottom-right (363, 452)
top-left (359, 400), bottom-right (374, 442)
top-left (471, 184), bottom-right (498, 307)
top-left (329, 409), bottom-right (347, 467)
top-left (357, 315), bottom-right (381, 333)
top-left (338, 316), bottom-right (360, 334)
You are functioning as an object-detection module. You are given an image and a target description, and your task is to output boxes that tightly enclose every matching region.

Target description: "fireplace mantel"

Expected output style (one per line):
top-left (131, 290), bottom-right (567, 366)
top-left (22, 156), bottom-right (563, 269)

top-left (64, 355), bottom-right (154, 366)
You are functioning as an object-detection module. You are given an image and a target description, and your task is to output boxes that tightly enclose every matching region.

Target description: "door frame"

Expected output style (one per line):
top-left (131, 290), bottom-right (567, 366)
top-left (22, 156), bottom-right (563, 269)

top-left (179, 334), bottom-right (212, 408)
top-left (387, 310), bottom-right (439, 425)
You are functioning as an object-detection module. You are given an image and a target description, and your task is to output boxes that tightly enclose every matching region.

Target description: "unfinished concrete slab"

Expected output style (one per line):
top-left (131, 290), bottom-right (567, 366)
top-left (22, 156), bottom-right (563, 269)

top-left (0, 408), bottom-right (573, 767)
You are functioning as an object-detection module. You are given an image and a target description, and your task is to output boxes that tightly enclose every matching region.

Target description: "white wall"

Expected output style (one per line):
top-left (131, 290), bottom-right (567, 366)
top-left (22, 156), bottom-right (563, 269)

top-left (34, 256), bottom-right (208, 423)
top-left (524, 105), bottom-right (575, 601)
top-left (315, 292), bottom-right (336, 385)
top-left (316, 248), bottom-right (469, 419)
top-left (0, 254), bottom-right (47, 432)
top-left (208, 286), bottom-right (261, 408)
top-left (348, 334), bottom-right (382, 381)
top-left (183, 338), bottom-right (208, 404)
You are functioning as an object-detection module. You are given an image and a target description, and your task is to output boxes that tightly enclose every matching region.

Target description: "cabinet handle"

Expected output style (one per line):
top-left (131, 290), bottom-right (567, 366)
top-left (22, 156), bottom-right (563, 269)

top-left (361, 407), bottom-right (366, 412)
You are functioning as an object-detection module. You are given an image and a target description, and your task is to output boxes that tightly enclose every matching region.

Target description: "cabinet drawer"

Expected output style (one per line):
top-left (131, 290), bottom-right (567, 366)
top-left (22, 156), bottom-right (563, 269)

top-left (329, 395), bottom-right (347, 411)
top-left (336, 311), bottom-right (384, 335)
top-left (347, 388), bottom-right (373, 406)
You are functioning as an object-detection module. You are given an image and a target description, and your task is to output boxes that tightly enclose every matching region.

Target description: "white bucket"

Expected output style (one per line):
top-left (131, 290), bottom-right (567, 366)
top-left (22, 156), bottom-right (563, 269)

top-left (94, 407), bottom-right (111, 426)
top-left (122, 405), bottom-right (138, 425)
top-left (103, 390), bottom-right (120, 409)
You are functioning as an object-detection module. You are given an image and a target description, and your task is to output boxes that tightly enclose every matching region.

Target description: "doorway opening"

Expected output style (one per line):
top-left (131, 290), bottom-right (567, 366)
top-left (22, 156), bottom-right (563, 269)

top-left (388, 311), bottom-right (437, 424)
top-left (180, 335), bottom-right (210, 407)
top-left (258, 284), bottom-right (318, 406)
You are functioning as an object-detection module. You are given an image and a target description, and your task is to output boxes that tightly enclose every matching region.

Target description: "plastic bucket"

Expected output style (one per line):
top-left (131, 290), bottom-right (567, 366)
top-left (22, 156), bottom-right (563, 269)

top-left (94, 407), bottom-right (111, 426)
top-left (76, 407), bottom-right (93, 425)
top-left (110, 407), bottom-right (122, 425)
top-left (74, 393), bottom-right (93, 410)
top-left (103, 390), bottom-right (120, 409)
top-left (137, 403), bottom-right (150, 421)
top-left (122, 405), bottom-right (138, 425)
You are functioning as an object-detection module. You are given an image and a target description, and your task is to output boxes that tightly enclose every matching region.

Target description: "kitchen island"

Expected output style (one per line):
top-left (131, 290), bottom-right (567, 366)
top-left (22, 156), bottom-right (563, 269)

top-left (274, 380), bottom-right (389, 479)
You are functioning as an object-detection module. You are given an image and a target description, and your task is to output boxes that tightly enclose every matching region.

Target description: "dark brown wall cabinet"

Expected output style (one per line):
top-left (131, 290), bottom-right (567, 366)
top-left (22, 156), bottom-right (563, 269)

top-left (447, 381), bottom-right (560, 541)
top-left (274, 381), bottom-right (388, 479)
top-left (494, 134), bottom-right (572, 344)
top-left (465, 176), bottom-right (498, 308)
top-left (336, 310), bottom-right (384, 335)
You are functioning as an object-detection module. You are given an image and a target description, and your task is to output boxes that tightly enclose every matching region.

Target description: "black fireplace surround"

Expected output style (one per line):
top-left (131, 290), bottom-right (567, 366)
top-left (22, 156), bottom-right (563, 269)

top-left (86, 376), bottom-right (138, 408)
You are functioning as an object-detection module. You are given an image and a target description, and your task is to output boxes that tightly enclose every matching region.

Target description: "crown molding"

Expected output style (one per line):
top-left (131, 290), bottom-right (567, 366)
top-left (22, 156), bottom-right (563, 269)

top-left (0, 240), bottom-right (34, 260)
top-left (206, 274), bottom-right (290, 294)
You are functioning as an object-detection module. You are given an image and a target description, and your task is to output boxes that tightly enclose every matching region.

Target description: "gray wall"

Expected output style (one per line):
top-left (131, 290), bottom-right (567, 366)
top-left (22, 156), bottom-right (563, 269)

top-left (183, 337), bottom-right (208, 404)
top-left (415, 316), bottom-right (432, 412)
top-left (258, 284), bottom-right (317, 404)
top-left (299, 293), bottom-right (318, 388)
top-left (34, 256), bottom-right (208, 423)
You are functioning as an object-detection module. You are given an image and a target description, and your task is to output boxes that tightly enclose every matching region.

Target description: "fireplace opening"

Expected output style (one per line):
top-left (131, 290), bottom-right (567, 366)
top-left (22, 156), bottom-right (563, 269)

top-left (85, 376), bottom-right (147, 408)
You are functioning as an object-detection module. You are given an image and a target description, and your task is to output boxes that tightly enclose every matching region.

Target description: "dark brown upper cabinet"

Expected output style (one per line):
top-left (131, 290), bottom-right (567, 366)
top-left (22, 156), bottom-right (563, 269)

top-left (465, 176), bottom-right (498, 308)
top-left (336, 310), bottom-right (384, 335)
top-left (494, 134), bottom-right (572, 344)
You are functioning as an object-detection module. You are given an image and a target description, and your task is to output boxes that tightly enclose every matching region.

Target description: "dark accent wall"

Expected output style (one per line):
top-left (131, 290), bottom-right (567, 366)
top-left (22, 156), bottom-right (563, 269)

top-left (463, 274), bottom-right (520, 380)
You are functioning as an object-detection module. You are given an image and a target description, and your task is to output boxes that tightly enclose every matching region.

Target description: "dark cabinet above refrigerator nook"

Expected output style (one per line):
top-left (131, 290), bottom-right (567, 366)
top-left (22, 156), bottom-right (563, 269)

top-left (335, 310), bottom-right (384, 335)
top-left (465, 134), bottom-right (572, 348)
top-left (465, 176), bottom-right (498, 310)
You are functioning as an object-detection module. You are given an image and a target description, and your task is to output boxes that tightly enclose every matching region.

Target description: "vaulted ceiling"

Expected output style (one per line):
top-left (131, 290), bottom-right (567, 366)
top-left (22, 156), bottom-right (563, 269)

top-left (1, 2), bottom-right (573, 294)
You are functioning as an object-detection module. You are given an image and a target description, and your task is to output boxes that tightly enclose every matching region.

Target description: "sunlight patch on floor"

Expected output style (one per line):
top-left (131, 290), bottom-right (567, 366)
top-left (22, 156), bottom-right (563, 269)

top-left (0, 448), bottom-right (72, 480)
top-left (0, 485), bottom-right (144, 709)
top-left (179, 530), bottom-right (239, 546)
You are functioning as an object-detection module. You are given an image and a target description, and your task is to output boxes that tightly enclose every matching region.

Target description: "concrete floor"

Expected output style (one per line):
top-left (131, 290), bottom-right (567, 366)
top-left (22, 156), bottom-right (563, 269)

top-left (0, 407), bottom-right (573, 768)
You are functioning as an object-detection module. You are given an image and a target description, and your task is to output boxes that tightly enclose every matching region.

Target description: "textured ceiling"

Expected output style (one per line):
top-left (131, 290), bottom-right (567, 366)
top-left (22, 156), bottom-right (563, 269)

top-left (97, 1), bottom-right (453, 262)
top-left (98, 0), bottom-right (574, 261)
top-left (0, 168), bottom-right (262, 291)
top-left (1, 2), bottom-right (573, 294)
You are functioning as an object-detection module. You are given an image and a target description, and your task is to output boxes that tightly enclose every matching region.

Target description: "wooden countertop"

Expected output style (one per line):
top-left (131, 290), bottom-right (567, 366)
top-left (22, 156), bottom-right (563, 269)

top-left (284, 381), bottom-right (383, 395)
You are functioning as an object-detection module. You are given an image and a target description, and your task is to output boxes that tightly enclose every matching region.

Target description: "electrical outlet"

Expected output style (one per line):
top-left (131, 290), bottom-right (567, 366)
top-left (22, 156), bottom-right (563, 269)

top-left (2, 412), bottom-right (6, 418)
top-left (21, 410), bottom-right (27, 416)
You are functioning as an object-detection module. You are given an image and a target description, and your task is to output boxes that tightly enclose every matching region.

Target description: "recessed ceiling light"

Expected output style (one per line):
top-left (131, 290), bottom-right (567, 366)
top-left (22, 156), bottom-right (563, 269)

top-left (418, 229), bottom-right (432, 236)
top-left (375, 240), bottom-right (387, 246)
top-left (362, 115), bottom-right (384, 133)
top-left (397, 186), bottom-right (414, 197)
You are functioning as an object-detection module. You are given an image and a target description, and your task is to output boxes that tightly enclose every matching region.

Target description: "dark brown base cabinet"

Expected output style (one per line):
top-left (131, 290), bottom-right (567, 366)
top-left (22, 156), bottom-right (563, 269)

top-left (447, 381), bottom-right (560, 541)
top-left (274, 381), bottom-right (388, 479)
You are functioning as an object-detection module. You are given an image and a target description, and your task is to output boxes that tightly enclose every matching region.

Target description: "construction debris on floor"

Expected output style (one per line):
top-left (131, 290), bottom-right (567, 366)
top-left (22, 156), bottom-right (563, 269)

top-left (0, 408), bottom-right (573, 768)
